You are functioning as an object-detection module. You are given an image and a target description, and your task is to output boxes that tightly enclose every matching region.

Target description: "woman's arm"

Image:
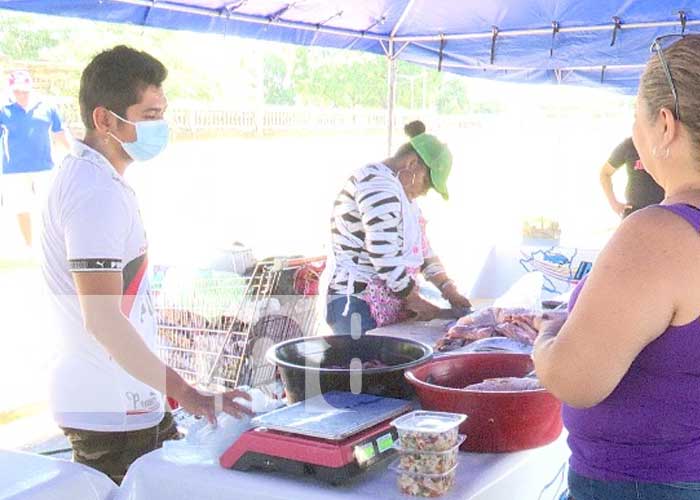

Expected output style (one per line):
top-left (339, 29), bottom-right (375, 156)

top-left (421, 234), bottom-right (471, 309)
top-left (533, 208), bottom-right (683, 408)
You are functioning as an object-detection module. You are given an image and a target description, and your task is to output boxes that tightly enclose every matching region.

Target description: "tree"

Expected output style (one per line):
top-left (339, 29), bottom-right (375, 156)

top-left (436, 78), bottom-right (468, 114)
top-left (0, 9), bottom-right (490, 114)
top-left (264, 54), bottom-right (294, 105)
top-left (0, 14), bottom-right (69, 60)
top-left (293, 49), bottom-right (387, 107)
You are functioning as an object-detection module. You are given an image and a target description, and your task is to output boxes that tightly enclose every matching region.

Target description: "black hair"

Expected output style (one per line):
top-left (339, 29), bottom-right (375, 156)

top-left (79, 45), bottom-right (167, 130)
top-left (395, 120), bottom-right (427, 158)
top-left (404, 120), bottom-right (426, 138)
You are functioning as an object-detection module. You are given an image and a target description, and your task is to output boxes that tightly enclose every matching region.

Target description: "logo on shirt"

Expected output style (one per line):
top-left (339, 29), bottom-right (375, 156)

top-left (68, 258), bottom-right (122, 272)
top-left (94, 260), bottom-right (120, 269)
top-left (634, 160), bottom-right (645, 171)
top-left (126, 391), bottom-right (161, 414)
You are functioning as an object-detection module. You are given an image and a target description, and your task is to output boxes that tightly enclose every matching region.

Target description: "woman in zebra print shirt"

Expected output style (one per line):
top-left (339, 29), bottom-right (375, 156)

top-left (325, 121), bottom-right (471, 336)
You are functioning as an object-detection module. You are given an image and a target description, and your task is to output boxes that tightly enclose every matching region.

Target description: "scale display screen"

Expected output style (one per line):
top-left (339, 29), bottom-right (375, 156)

top-left (376, 433), bottom-right (395, 453)
top-left (354, 442), bottom-right (376, 464)
top-left (354, 431), bottom-right (396, 466)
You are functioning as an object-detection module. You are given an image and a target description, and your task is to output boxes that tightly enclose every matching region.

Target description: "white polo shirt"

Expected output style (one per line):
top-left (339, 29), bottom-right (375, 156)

top-left (41, 140), bottom-right (164, 432)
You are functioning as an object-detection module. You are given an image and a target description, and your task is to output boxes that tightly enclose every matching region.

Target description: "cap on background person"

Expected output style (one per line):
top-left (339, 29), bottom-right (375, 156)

top-left (404, 121), bottom-right (453, 201)
top-left (9, 70), bottom-right (33, 92)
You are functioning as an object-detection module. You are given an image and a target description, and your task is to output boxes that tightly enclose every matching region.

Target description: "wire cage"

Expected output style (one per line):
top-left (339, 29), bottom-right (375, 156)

top-left (151, 256), bottom-right (325, 391)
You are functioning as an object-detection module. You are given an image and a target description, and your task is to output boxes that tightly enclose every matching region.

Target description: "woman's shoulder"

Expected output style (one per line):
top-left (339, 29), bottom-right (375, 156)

top-left (625, 204), bottom-right (700, 234)
top-left (653, 203), bottom-right (700, 230)
top-left (608, 205), bottom-right (700, 267)
top-left (354, 163), bottom-right (392, 178)
top-left (353, 163), bottom-right (400, 191)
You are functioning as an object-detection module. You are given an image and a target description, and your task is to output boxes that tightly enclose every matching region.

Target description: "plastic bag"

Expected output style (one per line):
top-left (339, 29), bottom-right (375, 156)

top-left (183, 413), bottom-right (252, 459)
top-left (164, 387), bottom-right (284, 464)
top-left (493, 272), bottom-right (544, 311)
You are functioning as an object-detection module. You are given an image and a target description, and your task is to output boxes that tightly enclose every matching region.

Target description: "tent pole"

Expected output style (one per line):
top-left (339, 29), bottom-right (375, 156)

top-left (436, 61), bottom-right (646, 72)
top-left (110, 0), bottom-right (387, 41)
top-left (391, 0), bottom-right (417, 38)
top-left (387, 39), bottom-right (397, 156)
top-left (392, 19), bottom-right (700, 43)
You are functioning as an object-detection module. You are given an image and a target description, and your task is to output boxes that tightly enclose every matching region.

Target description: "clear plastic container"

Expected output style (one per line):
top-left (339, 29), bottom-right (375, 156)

top-left (395, 435), bottom-right (466, 474)
top-left (390, 460), bottom-right (457, 497)
top-left (391, 411), bottom-right (467, 451)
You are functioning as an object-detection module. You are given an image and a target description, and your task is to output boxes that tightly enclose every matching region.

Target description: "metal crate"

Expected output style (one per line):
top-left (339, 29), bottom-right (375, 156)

top-left (152, 257), bottom-right (324, 390)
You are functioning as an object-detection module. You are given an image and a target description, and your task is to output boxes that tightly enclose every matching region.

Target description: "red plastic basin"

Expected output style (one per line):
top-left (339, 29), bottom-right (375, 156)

top-left (405, 353), bottom-right (562, 453)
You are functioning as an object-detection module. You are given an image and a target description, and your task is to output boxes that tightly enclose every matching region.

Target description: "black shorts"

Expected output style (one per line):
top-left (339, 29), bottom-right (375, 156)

top-left (61, 411), bottom-right (181, 484)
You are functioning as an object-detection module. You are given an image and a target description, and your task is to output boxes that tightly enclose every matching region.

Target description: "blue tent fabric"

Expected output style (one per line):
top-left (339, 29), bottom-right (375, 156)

top-left (0, 0), bottom-right (697, 93)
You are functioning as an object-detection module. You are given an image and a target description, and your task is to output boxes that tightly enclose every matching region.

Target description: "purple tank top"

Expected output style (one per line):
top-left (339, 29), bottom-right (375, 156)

top-left (564, 204), bottom-right (700, 483)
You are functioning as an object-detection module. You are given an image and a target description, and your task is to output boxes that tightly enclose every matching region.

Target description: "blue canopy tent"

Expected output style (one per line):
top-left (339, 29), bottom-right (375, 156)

top-left (0, 0), bottom-right (697, 150)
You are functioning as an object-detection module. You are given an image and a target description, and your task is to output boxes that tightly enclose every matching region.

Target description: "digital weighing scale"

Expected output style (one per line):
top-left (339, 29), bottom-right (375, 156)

top-left (220, 392), bottom-right (413, 485)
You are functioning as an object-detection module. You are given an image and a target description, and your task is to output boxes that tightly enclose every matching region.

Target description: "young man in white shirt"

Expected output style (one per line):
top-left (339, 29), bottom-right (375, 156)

top-left (41, 45), bottom-right (251, 483)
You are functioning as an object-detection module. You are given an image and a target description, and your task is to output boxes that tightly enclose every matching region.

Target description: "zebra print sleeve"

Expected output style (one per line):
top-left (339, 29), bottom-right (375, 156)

top-left (420, 233), bottom-right (446, 280)
top-left (356, 173), bottom-right (414, 296)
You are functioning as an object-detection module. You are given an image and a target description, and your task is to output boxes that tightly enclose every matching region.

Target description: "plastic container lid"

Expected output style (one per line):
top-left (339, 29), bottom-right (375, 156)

top-left (391, 411), bottom-right (467, 434)
top-left (393, 434), bottom-right (466, 455)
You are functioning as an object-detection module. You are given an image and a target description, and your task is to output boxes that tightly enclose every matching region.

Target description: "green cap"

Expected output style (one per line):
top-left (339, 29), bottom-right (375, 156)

top-left (410, 133), bottom-right (452, 200)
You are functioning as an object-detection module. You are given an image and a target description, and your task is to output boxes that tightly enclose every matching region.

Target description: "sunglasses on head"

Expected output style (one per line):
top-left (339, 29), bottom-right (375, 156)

top-left (649, 33), bottom-right (688, 121)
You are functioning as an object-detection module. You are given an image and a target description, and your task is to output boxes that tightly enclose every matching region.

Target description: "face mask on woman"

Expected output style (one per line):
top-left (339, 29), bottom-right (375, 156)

top-left (109, 111), bottom-right (169, 162)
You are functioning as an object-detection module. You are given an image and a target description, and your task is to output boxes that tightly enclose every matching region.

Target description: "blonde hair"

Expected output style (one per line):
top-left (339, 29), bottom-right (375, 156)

top-left (639, 35), bottom-right (700, 157)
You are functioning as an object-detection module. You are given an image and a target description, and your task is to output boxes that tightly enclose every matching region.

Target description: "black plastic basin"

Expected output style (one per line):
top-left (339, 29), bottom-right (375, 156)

top-left (266, 335), bottom-right (433, 403)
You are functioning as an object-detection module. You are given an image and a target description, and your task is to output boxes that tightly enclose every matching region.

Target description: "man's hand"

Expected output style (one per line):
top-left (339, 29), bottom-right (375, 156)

top-left (175, 385), bottom-right (253, 426)
top-left (405, 287), bottom-right (441, 321)
top-left (53, 130), bottom-right (71, 153)
top-left (441, 281), bottom-right (472, 310)
top-left (610, 199), bottom-right (632, 218)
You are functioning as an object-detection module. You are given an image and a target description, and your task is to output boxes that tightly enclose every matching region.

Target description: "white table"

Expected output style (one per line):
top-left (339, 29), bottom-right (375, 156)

top-left (116, 433), bottom-right (570, 500)
top-left (0, 449), bottom-right (118, 500)
top-left (369, 319), bottom-right (452, 347)
top-left (367, 299), bottom-right (496, 348)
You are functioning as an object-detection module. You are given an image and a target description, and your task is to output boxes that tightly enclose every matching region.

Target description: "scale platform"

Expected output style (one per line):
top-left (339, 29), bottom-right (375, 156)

top-left (220, 392), bottom-right (413, 485)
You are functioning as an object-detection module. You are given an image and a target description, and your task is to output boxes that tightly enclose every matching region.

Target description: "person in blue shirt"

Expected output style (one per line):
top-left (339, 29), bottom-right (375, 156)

top-left (0, 70), bottom-right (70, 247)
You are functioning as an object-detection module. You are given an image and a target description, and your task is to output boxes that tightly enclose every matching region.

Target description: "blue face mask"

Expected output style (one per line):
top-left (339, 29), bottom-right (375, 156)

top-left (109, 111), bottom-right (169, 162)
